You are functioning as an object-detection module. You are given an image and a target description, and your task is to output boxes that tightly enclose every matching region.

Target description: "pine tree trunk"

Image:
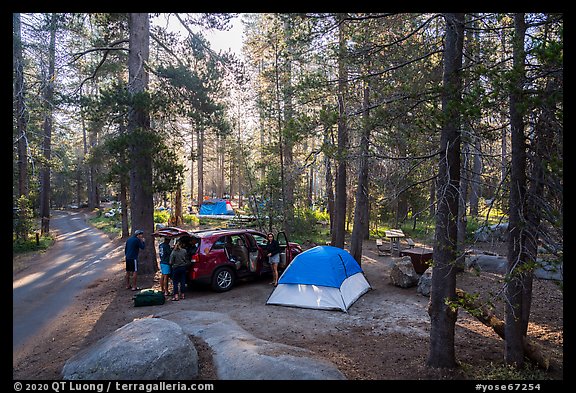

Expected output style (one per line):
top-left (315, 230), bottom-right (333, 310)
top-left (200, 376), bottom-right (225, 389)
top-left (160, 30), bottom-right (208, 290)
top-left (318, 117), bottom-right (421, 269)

top-left (197, 128), bottom-right (204, 201)
top-left (127, 13), bottom-right (156, 274)
top-left (282, 18), bottom-right (295, 235)
top-left (120, 176), bottom-right (129, 238)
top-left (14, 13), bottom-right (29, 199)
top-left (324, 131), bottom-right (335, 238)
top-left (174, 186), bottom-right (183, 226)
top-left (522, 77), bottom-right (558, 335)
top-left (350, 79), bottom-right (371, 265)
top-left (332, 13), bottom-right (348, 248)
top-left (189, 135), bottom-right (195, 205)
top-left (218, 135), bottom-right (225, 197)
top-left (40, 14), bottom-right (57, 236)
top-left (469, 137), bottom-right (482, 216)
top-left (505, 12), bottom-right (528, 367)
top-left (429, 177), bottom-right (436, 217)
top-left (456, 140), bottom-right (470, 270)
top-left (427, 13), bottom-right (464, 369)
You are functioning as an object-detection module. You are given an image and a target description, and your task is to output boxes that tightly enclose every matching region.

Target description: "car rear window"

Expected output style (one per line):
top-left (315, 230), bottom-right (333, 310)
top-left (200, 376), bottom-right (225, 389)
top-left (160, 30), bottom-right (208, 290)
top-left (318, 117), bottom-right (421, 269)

top-left (176, 235), bottom-right (201, 253)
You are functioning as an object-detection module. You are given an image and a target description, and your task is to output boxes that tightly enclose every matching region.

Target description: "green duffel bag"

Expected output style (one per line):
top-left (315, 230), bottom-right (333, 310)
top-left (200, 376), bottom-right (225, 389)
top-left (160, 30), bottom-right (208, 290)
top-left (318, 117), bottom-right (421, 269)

top-left (133, 288), bottom-right (165, 307)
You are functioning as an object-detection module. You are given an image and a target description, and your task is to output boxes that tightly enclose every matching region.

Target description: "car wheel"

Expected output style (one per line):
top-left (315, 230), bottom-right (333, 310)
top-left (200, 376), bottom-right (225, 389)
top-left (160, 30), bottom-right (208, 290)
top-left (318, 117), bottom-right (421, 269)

top-left (211, 267), bottom-right (235, 292)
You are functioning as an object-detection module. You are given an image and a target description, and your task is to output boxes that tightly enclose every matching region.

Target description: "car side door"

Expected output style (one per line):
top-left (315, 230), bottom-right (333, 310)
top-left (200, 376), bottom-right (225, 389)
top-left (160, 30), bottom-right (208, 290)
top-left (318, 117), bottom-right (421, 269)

top-left (249, 232), bottom-right (272, 274)
top-left (234, 234), bottom-right (258, 272)
top-left (276, 231), bottom-right (290, 268)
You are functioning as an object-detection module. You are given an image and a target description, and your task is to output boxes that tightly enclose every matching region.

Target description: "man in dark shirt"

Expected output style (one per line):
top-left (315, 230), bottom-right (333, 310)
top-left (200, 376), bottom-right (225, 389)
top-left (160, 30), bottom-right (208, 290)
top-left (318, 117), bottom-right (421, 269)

top-left (125, 229), bottom-right (145, 291)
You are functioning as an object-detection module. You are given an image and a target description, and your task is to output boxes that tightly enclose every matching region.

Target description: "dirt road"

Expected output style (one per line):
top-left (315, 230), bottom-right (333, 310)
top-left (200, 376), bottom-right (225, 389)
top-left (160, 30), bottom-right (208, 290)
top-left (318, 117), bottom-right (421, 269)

top-left (13, 210), bottom-right (123, 357)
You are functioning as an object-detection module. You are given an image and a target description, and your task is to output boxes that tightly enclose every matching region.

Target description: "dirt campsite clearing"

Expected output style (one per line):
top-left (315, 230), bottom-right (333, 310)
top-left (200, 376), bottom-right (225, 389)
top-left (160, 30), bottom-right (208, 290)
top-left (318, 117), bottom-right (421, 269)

top-left (13, 233), bottom-right (563, 380)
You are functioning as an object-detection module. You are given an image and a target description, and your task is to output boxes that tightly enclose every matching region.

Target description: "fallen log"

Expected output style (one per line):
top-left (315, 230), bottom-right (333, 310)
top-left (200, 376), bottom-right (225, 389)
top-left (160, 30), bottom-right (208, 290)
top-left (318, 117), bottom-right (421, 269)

top-left (455, 288), bottom-right (558, 371)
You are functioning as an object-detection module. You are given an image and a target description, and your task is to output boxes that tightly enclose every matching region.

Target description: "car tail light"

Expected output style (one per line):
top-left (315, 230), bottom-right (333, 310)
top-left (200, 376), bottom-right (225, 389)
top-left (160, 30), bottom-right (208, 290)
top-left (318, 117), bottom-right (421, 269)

top-left (189, 254), bottom-right (200, 279)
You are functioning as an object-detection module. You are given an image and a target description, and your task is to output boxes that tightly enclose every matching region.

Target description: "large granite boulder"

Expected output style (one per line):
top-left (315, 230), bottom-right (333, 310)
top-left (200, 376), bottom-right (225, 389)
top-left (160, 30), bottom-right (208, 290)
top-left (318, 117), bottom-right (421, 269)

top-left (389, 256), bottom-right (419, 288)
top-left (62, 317), bottom-right (198, 380)
top-left (417, 267), bottom-right (433, 297)
top-left (161, 310), bottom-right (346, 380)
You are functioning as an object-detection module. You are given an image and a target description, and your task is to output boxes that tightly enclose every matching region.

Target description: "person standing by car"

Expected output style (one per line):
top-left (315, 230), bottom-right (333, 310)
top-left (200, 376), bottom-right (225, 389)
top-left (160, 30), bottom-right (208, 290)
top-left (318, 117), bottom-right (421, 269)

top-left (169, 239), bottom-right (190, 301)
top-left (158, 237), bottom-right (173, 296)
top-left (266, 233), bottom-right (281, 286)
top-left (179, 235), bottom-right (198, 261)
top-left (125, 229), bottom-right (145, 291)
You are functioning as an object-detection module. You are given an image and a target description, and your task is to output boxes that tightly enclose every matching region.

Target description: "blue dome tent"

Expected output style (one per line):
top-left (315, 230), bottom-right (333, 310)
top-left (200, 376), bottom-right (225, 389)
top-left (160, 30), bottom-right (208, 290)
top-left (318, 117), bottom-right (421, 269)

top-left (198, 198), bottom-right (235, 216)
top-left (266, 246), bottom-right (371, 312)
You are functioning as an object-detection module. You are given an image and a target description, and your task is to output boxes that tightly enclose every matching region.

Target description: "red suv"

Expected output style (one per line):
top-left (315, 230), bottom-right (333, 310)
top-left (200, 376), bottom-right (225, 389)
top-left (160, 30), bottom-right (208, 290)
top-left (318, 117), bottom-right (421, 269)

top-left (152, 227), bottom-right (302, 292)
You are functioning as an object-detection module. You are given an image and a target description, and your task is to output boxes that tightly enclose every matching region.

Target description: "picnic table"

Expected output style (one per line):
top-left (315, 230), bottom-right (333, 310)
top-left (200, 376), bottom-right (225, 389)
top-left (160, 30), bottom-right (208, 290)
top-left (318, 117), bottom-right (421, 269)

top-left (400, 247), bottom-right (434, 274)
top-left (376, 238), bottom-right (388, 256)
top-left (385, 229), bottom-right (405, 257)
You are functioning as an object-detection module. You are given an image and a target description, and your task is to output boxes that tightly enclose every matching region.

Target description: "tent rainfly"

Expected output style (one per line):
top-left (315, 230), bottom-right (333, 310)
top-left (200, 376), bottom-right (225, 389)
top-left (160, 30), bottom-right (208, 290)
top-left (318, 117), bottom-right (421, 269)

top-left (266, 245), bottom-right (371, 312)
top-left (198, 198), bottom-right (235, 216)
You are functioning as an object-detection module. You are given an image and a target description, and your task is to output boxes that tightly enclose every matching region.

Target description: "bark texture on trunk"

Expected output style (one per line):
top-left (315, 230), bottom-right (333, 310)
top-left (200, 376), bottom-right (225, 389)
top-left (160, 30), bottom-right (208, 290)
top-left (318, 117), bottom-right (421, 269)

top-left (127, 13), bottom-right (156, 274)
top-left (505, 12), bottom-right (528, 367)
top-left (427, 12), bottom-right (464, 369)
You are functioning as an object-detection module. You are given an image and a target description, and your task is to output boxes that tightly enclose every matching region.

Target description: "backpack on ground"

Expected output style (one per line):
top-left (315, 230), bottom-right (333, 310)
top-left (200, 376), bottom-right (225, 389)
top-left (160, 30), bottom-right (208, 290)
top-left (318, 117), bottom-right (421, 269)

top-left (133, 288), bottom-right (165, 307)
